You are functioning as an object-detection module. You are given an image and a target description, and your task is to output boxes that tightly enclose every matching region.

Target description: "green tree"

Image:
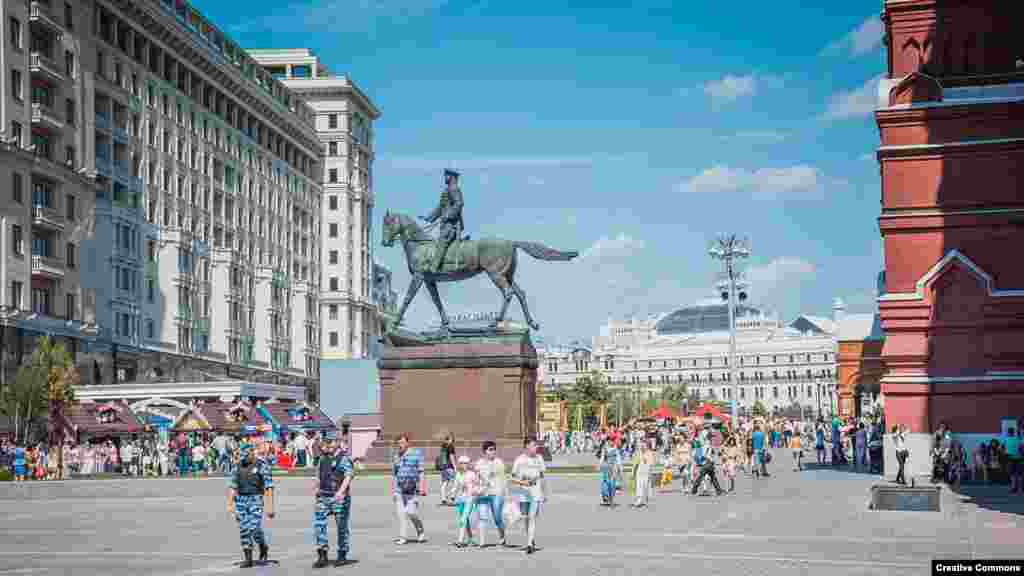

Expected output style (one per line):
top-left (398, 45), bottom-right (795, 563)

top-left (0, 337), bottom-right (79, 459)
top-left (566, 371), bottom-right (609, 431)
top-left (570, 370), bottom-right (610, 404)
top-left (660, 383), bottom-right (688, 411)
top-left (0, 364), bottom-right (47, 444)
top-left (752, 400), bottom-right (768, 418)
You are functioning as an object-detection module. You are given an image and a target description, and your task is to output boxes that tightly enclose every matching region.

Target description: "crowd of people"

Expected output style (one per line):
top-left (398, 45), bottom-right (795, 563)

top-left (0, 430), bottom-right (334, 481)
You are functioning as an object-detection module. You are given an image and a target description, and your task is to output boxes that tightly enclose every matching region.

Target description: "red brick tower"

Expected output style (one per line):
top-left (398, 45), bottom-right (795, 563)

top-left (876, 0), bottom-right (1024, 477)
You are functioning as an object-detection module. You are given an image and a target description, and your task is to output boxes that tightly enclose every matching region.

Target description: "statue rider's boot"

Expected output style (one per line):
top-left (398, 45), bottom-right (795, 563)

top-left (241, 549), bottom-right (254, 569)
top-left (313, 548), bottom-right (329, 569)
top-left (258, 543), bottom-right (269, 563)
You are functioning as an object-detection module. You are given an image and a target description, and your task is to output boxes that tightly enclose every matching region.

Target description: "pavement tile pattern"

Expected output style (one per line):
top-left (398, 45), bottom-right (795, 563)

top-left (0, 449), bottom-right (1019, 575)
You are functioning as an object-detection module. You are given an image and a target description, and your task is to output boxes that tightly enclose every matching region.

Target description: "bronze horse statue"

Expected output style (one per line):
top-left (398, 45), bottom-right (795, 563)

top-left (382, 211), bottom-right (579, 333)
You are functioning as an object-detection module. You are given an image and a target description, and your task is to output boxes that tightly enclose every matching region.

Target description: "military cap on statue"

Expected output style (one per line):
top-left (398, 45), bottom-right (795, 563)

top-left (444, 168), bottom-right (460, 179)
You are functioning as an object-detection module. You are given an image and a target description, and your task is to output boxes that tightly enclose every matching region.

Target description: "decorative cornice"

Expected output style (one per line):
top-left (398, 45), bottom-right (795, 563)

top-left (879, 249), bottom-right (1024, 302)
top-left (380, 354), bottom-right (538, 371)
top-left (879, 206), bottom-right (1024, 219)
top-left (877, 137), bottom-right (1024, 156)
top-left (882, 372), bottom-right (1024, 384)
top-left (283, 78), bottom-right (381, 119)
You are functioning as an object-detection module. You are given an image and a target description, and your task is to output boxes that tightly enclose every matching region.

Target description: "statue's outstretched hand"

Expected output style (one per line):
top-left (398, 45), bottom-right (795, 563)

top-left (419, 215), bottom-right (430, 222)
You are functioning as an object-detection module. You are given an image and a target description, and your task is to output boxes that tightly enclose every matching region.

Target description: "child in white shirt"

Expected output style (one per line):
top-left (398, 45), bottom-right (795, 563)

top-left (452, 455), bottom-right (480, 547)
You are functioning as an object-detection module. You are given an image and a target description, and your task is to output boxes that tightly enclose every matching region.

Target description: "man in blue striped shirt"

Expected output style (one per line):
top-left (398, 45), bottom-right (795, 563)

top-left (392, 433), bottom-right (427, 544)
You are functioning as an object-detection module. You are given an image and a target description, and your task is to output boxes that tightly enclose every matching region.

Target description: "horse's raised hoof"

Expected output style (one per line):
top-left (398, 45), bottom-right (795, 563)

top-left (528, 321), bottom-right (540, 331)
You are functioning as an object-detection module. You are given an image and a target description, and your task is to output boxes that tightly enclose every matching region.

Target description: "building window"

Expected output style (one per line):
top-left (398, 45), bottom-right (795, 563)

top-left (65, 194), bottom-right (76, 220)
top-left (66, 98), bottom-right (75, 126)
top-left (10, 121), bottom-right (22, 147)
top-left (329, 223), bottom-right (338, 238)
top-left (32, 287), bottom-right (50, 315)
top-left (329, 304), bottom-right (338, 320)
top-left (329, 277), bottom-right (338, 291)
top-left (65, 243), bottom-right (76, 268)
top-left (328, 168), bottom-right (338, 183)
top-left (328, 114), bottom-right (338, 129)
top-left (11, 226), bottom-right (23, 256)
top-left (329, 250), bottom-right (338, 264)
top-left (65, 293), bottom-right (75, 321)
top-left (329, 141), bottom-right (338, 156)
top-left (10, 17), bottom-right (22, 50)
top-left (329, 332), bottom-right (339, 347)
top-left (12, 173), bottom-right (23, 203)
top-left (9, 281), bottom-right (23, 309)
top-left (65, 3), bottom-right (73, 30)
top-left (65, 50), bottom-right (75, 77)
top-left (146, 319), bottom-right (155, 339)
top-left (11, 69), bottom-right (22, 101)
top-left (329, 195), bottom-right (338, 210)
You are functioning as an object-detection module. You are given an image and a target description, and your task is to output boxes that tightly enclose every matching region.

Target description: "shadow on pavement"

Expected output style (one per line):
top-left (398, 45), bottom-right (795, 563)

top-left (797, 462), bottom-right (883, 477)
top-left (950, 484), bottom-right (1024, 517)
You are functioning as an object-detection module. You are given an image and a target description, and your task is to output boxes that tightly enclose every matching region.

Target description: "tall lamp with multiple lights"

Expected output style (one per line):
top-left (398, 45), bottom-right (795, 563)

top-left (709, 235), bottom-right (750, 427)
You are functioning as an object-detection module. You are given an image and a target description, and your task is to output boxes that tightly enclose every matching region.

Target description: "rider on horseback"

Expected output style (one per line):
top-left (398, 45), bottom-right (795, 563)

top-left (420, 169), bottom-right (465, 274)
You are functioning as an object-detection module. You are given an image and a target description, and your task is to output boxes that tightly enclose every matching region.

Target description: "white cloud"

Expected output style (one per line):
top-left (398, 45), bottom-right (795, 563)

top-left (582, 233), bottom-right (645, 264)
top-left (230, 0), bottom-right (450, 34)
top-left (746, 257), bottom-right (818, 306)
top-left (820, 17), bottom-right (885, 58)
top-left (700, 74), bottom-right (783, 107)
top-left (679, 164), bottom-right (822, 196)
top-left (723, 130), bottom-right (790, 144)
top-left (821, 74), bottom-right (885, 121)
top-left (702, 74), bottom-right (756, 105)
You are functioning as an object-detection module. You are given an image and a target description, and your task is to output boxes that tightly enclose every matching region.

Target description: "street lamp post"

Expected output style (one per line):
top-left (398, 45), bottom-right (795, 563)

top-left (709, 235), bottom-right (750, 428)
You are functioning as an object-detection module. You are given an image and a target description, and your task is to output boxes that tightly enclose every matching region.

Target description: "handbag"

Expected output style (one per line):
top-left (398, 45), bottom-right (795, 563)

top-left (764, 451), bottom-right (773, 464)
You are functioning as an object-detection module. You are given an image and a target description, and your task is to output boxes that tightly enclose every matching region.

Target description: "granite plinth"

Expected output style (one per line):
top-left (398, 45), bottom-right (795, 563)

top-left (362, 329), bottom-right (538, 464)
top-left (870, 484), bottom-right (941, 512)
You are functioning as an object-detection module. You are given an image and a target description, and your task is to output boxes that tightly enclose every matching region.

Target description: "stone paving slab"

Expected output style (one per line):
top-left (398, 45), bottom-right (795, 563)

top-left (0, 449), bottom-right (1019, 575)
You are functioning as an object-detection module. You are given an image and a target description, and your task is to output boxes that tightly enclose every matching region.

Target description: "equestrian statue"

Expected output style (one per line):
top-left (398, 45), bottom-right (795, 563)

top-left (382, 168), bottom-right (579, 335)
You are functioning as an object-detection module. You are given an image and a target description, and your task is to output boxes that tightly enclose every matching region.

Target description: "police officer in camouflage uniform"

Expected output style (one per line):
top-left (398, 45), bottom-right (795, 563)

top-left (227, 444), bottom-right (274, 568)
top-left (312, 433), bottom-right (354, 568)
top-left (420, 169), bottom-right (465, 273)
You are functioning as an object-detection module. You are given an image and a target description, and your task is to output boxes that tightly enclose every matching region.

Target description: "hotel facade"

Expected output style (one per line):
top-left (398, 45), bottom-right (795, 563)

top-left (1, 0), bottom-right (323, 398)
top-left (248, 49), bottom-right (385, 362)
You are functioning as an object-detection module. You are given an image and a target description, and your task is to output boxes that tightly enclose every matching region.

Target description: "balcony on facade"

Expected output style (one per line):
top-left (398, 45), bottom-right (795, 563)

top-left (28, 52), bottom-right (63, 84)
top-left (31, 254), bottom-right (64, 279)
top-left (30, 101), bottom-right (64, 132)
top-left (28, 1), bottom-right (64, 34)
top-left (32, 203), bottom-right (65, 232)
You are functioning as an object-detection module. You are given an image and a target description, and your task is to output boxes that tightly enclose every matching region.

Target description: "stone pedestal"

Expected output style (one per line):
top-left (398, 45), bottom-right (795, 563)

top-left (362, 329), bottom-right (538, 464)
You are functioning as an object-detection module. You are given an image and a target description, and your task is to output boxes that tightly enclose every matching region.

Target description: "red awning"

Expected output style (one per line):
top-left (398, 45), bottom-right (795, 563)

top-left (648, 404), bottom-right (678, 419)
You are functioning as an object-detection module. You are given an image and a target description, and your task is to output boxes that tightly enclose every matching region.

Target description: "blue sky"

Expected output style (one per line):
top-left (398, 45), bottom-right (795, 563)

top-left (196, 0), bottom-right (889, 345)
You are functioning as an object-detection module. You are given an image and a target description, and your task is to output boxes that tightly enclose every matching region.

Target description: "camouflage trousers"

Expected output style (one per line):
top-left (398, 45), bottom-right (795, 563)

top-left (234, 494), bottom-right (266, 550)
top-left (313, 495), bottom-right (351, 554)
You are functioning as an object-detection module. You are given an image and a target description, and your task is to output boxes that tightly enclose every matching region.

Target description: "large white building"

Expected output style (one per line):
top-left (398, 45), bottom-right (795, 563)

top-left (2, 0), bottom-right (322, 395)
top-left (249, 49), bottom-right (382, 360)
top-left (539, 298), bottom-right (844, 418)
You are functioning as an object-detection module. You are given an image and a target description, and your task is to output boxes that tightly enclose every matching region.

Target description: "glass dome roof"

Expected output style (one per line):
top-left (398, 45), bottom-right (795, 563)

top-left (655, 303), bottom-right (761, 335)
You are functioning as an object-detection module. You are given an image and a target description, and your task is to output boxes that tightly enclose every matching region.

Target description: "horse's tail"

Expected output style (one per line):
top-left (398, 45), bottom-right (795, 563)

top-left (513, 241), bottom-right (579, 261)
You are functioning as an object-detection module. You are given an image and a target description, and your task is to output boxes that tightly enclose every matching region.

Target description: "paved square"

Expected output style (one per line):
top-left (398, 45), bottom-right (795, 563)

top-left (0, 454), bottom-right (1020, 575)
